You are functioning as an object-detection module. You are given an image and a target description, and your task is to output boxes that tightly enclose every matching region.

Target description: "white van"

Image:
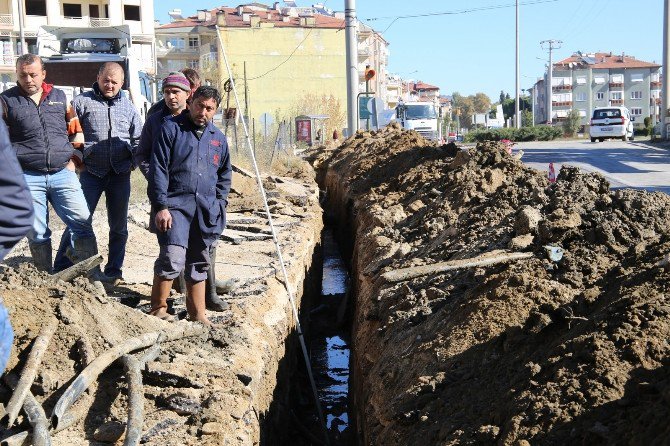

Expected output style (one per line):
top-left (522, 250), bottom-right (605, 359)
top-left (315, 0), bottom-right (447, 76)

top-left (589, 106), bottom-right (634, 142)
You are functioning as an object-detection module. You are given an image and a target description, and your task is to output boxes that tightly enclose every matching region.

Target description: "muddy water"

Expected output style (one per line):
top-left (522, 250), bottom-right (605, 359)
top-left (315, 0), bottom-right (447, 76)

top-left (309, 228), bottom-right (353, 444)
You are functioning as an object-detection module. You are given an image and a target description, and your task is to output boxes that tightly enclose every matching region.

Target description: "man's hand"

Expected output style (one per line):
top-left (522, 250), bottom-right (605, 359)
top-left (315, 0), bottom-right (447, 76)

top-left (155, 209), bottom-right (172, 232)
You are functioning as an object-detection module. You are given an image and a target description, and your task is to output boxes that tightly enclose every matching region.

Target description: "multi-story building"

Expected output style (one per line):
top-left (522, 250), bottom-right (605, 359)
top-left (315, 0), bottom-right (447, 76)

top-left (155, 3), bottom-right (389, 131)
top-left (0, 0), bottom-right (155, 81)
top-left (533, 52), bottom-right (661, 126)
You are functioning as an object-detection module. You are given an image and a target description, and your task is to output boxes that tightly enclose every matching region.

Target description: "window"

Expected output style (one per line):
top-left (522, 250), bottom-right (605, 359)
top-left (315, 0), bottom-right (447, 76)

top-left (166, 60), bottom-right (184, 72)
top-left (630, 107), bottom-right (643, 116)
top-left (89, 5), bottom-right (99, 18)
top-left (652, 72), bottom-right (661, 82)
top-left (611, 91), bottom-right (622, 100)
top-left (25, 0), bottom-right (47, 16)
top-left (166, 38), bottom-right (185, 49)
top-left (652, 90), bottom-right (661, 99)
top-left (594, 75), bottom-right (606, 85)
top-left (188, 37), bottom-right (199, 49)
top-left (552, 77), bottom-right (572, 86)
top-left (630, 73), bottom-right (644, 83)
top-left (631, 91), bottom-right (642, 100)
top-left (576, 76), bottom-right (587, 85)
top-left (596, 92), bottom-right (605, 100)
top-left (189, 60), bottom-right (199, 69)
top-left (575, 92), bottom-right (587, 102)
top-left (123, 5), bottom-right (140, 21)
top-left (579, 109), bottom-right (587, 117)
top-left (552, 92), bottom-right (572, 102)
top-left (611, 74), bottom-right (624, 83)
top-left (63, 3), bottom-right (82, 17)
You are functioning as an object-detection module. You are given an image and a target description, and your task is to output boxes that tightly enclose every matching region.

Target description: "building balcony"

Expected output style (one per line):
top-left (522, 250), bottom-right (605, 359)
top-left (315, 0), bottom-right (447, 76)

top-left (552, 84), bottom-right (572, 91)
top-left (90, 18), bottom-right (111, 27)
top-left (0, 14), bottom-right (12, 28)
top-left (609, 82), bottom-right (623, 88)
top-left (651, 81), bottom-right (662, 88)
top-left (552, 101), bottom-right (572, 107)
top-left (611, 99), bottom-right (624, 105)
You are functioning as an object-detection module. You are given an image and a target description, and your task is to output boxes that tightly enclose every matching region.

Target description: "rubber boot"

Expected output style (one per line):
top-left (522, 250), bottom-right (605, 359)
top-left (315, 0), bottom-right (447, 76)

top-left (72, 237), bottom-right (111, 283)
top-left (29, 242), bottom-right (53, 274)
top-left (205, 245), bottom-right (229, 312)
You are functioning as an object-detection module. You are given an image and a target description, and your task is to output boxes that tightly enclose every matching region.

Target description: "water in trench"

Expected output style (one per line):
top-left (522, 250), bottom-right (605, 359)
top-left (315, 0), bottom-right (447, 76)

top-left (309, 227), bottom-right (353, 444)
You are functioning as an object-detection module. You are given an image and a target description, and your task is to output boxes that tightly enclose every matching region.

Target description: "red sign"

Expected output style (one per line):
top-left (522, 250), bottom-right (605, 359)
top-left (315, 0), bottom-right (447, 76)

top-left (296, 120), bottom-right (311, 142)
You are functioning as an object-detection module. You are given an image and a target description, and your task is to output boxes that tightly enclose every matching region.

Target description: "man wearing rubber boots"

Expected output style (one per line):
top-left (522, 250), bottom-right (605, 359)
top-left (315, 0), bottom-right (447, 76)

top-left (0, 54), bottom-right (100, 274)
top-left (148, 86), bottom-right (231, 326)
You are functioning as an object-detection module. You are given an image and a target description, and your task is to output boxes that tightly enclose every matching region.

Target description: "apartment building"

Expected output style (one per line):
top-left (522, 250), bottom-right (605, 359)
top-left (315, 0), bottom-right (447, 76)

top-left (155, 2), bottom-right (389, 129)
top-left (533, 52), bottom-right (661, 126)
top-left (0, 0), bottom-right (155, 80)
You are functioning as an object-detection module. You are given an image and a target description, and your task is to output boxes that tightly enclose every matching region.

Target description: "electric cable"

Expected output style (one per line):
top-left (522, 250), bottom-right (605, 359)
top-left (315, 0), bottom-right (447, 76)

top-left (215, 25), bottom-right (331, 446)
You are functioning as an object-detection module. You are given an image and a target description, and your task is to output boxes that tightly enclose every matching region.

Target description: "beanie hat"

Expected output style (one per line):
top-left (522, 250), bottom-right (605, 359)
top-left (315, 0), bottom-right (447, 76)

top-left (162, 72), bottom-right (190, 92)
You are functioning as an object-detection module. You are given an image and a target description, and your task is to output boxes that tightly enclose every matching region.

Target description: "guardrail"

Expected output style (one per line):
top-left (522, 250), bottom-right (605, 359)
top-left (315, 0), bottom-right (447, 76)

top-left (0, 14), bottom-right (13, 26)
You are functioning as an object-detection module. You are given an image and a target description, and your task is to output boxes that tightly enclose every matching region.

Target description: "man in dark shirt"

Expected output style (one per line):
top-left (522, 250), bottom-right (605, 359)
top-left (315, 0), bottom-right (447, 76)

top-left (148, 86), bottom-right (231, 326)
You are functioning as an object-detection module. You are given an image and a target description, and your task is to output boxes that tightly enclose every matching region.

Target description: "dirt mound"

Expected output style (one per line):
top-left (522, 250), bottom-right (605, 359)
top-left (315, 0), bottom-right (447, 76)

top-left (318, 126), bottom-right (670, 445)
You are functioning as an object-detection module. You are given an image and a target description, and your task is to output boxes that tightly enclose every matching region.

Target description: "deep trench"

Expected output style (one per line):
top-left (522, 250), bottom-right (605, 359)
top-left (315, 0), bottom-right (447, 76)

top-left (267, 187), bottom-right (359, 445)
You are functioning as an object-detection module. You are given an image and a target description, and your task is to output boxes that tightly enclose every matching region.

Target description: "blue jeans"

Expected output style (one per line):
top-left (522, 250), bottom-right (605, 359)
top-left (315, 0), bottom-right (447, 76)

top-left (55, 170), bottom-right (130, 277)
top-left (23, 168), bottom-right (94, 256)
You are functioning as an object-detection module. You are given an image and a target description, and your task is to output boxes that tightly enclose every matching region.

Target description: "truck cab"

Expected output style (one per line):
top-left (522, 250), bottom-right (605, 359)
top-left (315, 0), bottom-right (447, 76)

top-left (36, 25), bottom-right (154, 117)
top-left (396, 100), bottom-right (441, 141)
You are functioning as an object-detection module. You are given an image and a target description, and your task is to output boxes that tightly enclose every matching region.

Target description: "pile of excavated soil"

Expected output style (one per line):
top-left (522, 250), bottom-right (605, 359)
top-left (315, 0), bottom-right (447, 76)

top-left (317, 123), bottom-right (670, 445)
top-left (0, 168), bottom-right (323, 445)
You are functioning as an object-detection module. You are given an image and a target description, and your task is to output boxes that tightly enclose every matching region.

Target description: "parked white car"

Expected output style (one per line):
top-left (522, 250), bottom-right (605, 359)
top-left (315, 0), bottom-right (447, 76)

top-left (589, 106), bottom-right (634, 142)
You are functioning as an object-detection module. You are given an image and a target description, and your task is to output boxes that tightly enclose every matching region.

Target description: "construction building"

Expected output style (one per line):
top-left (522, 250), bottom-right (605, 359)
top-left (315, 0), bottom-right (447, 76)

top-left (532, 51), bottom-right (662, 126)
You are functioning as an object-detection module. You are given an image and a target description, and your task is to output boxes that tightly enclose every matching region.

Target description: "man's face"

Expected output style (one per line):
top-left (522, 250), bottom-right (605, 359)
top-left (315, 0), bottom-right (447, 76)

top-left (189, 96), bottom-right (217, 127)
top-left (162, 87), bottom-right (189, 114)
top-left (97, 68), bottom-right (124, 98)
top-left (17, 61), bottom-right (45, 95)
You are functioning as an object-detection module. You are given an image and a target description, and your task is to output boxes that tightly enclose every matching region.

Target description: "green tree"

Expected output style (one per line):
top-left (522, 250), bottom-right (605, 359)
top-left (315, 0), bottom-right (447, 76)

top-left (562, 109), bottom-right (581, 137)
top-left (521, 109), bottom-right (533, 127)
top-left (499, 90), bottom-right (506, 104)
top-left (473, 92), bottom-right (492, 114)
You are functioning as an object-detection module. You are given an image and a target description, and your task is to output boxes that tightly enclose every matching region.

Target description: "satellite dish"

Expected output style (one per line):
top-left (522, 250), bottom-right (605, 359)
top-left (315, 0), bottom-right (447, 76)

top-left (166, 41), bottom-right (173, 49)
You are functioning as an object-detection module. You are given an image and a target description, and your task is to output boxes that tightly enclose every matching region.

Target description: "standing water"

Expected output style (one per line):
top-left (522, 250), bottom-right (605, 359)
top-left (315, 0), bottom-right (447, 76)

top-left (310, 227), bottom-right (352, 444)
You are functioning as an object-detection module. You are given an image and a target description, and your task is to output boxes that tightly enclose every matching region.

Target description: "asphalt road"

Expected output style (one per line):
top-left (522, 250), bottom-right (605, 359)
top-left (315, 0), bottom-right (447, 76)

top-left (517, 139), bottom-right (670, 194)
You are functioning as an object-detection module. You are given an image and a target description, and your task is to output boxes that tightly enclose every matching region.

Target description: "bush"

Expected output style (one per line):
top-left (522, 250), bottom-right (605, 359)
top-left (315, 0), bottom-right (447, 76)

top-left (562, 109), bottom-right (581, 137)
top-left (464, 125), bottom-right (562, 143)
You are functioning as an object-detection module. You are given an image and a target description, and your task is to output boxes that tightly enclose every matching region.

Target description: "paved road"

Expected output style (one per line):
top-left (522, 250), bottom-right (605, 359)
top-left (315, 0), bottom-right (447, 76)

top-left (517, 139), bottom-right (670, 194)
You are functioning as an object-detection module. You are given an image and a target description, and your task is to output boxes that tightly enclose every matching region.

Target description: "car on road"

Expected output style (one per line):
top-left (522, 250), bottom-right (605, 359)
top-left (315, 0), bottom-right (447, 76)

top-left (589, 106), bottom-right (634, 142)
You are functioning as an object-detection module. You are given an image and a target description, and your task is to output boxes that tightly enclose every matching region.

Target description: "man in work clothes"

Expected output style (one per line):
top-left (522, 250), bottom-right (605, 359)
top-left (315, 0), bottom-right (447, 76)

top-left (0, 54), bottom-right (98, 273)
top-left (0, 120), bottom-right (34, 374)
top-left (56, 62), bottom-right (143, 282)
top-left (137, 72), bottom-right (230, 312)
top-left (148, 86), bottom-right (231, 326)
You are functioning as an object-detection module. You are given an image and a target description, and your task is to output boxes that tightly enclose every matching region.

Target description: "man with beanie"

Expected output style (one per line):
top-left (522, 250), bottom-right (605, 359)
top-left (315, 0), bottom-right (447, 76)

top-left (0, 54), bottom-right (98, 274)
top-left (55, 62), bottom-right (142, 283)
top-left (148, 86), bottom-right (231, 326)
top-left (137, 72), bottom-right (230, 312)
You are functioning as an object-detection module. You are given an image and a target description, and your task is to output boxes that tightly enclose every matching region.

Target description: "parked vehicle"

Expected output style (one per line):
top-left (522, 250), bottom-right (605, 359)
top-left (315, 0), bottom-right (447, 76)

top-left (589, 106), bottom-right (634, 142)
top-left (396, 100), bottom-right (441, 141)
top-left (36, 25), bottom-right (155, 118)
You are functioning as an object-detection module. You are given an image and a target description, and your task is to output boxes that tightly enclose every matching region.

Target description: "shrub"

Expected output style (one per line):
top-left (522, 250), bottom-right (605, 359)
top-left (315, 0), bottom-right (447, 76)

top-left (562, 109), bottom-right (581, 137)
top-left (464, 126), bottom-right (562, 143)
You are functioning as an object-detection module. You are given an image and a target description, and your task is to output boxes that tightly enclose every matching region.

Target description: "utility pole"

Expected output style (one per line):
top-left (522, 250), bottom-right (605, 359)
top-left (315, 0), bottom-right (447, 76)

top-left (541, 39), bottom-right (562, 125)
top-left (662, 0), bottom-right (670, 139)
top-left (17, 0), bottom-right (26, 55)
top-left (531, 84), bottom-right (535, 126)
top-left (515, 0), bottom-right (520, 128)
top-left (345, 0), bottom-right (358, 136)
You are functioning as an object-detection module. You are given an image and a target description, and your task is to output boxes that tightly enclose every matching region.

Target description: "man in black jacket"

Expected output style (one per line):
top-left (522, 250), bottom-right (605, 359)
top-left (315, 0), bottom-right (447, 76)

top-left (0, 54), bottom-right (100, 274)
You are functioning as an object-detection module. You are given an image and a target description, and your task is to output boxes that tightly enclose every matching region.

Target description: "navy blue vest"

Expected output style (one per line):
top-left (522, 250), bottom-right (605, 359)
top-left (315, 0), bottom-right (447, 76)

top-left (1, 86), bottom-right (73, 173)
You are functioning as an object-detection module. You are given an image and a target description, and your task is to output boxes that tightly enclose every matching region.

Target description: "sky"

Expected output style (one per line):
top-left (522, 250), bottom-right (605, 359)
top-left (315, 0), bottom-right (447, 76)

top-left (155, 0), bottom-right (664, 101)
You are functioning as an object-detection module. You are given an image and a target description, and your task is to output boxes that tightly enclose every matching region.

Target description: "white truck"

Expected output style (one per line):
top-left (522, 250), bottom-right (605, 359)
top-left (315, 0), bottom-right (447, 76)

top-left (396, 100), bottom-right (442, 141)
top-left (35, 25), bottom-right (154, 117)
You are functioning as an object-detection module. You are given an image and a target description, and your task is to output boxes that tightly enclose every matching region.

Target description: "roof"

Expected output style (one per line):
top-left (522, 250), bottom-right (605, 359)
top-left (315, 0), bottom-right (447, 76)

top-left (555, 52), bottom-right (660, 70)
top-left (157, 4), bottom-right (345, 30)
top-left (412, 81), bottom-right (439, 91)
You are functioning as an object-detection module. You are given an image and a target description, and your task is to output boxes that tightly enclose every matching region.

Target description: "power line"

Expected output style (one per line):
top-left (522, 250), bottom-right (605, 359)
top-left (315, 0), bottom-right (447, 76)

top-left (366, 0), bottom-right (564, 33)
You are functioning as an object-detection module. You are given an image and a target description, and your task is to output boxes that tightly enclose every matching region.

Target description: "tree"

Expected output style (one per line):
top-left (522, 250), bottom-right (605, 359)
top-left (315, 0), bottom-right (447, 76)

top-left (521, 109), bottom-right (533, 127)
top-left (473, 92), bottom-right (492, 114)
top-left (499, 90), bottom-right (506, 104)
top-left (562, 109), bottom-right (581, 137)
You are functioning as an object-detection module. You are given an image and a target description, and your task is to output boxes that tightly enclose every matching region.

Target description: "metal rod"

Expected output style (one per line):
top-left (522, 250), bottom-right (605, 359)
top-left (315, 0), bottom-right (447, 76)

top-left (4, 318), bottom-right (58, 427)
top-left (345, 0), bottom-right (358, 136)
top-left (215, 24), bottom-right (330, 446)
top-left (515, 0), bottom-right (520, 128)
top-left (663, 0), bottom-right (670, 139)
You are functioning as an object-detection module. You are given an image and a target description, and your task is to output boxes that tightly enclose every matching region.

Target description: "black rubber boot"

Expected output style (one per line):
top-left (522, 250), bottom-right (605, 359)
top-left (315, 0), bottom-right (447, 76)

top-left (205, 245), bottom-right (229, 312)
top-left (29, 242), bottom-right (53, 274)
top-left (72, 237), bottom-right (110, 283)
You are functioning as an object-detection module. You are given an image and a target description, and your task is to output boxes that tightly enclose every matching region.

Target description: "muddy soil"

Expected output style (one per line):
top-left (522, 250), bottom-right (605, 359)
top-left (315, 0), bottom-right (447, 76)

top-left (315, 123), bottom-right (670, 445)
top-left (0, 169), bottom-right (323, 445)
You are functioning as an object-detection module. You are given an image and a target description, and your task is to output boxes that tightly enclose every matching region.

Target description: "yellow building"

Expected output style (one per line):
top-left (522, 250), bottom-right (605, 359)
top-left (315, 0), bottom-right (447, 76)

top-left (157, 4), bottom-right (347, 127)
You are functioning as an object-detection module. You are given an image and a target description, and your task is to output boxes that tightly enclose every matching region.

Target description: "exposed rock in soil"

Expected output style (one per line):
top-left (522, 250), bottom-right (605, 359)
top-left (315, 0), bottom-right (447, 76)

top-left (317, 124), bottom-right (670, 445)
